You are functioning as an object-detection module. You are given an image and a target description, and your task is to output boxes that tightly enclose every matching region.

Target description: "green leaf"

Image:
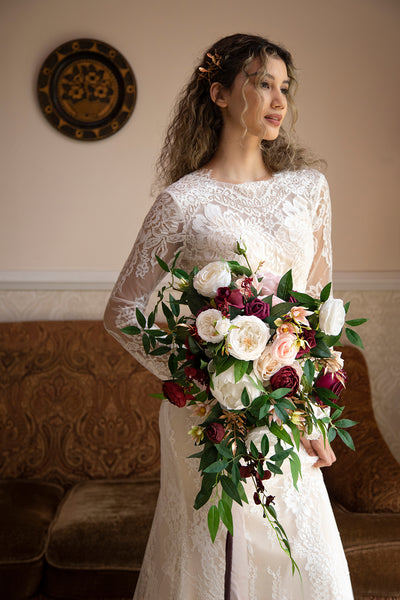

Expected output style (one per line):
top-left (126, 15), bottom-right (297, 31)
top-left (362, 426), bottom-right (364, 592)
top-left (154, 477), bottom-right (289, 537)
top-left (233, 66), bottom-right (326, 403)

top-left (168, 353), bottom-right (178, 375)
top-left (289, 452), bottom-right (302, 490)
top-left (337, 428), bottom-right (355, 451)
top-left (151, 392), bottom-right (167, 400)
top-left (237, 481), bottom-right (249, 504)
top-left (142, 333), bottom-right (150, 354)
top-left (136, 308), bottom-right (146, 329)
top-left (265, 461), bottom-right (283, 475)
top-left (215, 354), bottom-right (235, 376)
top-left (328, 428), bottom-right (337, 443)
top-left (218, 499), bottom-right (233, 535)
top-left (249, 440), bottom-right (259, 459)
top-left (270, 448), bottom-right (292, 462)
top-left (273, 403), bottom-right (290, 424)
top-left (269, 387), bottom-right (291, 400)
top-left (241, 386), bottom-right (250, 407)
top-left (269, 422), bottom-right (293, 445)
top-left (215, 442), bottom-right (233, 460)
top-left (310, 339), bottom-right (331, 358)
top-left (220, 475), bottom-right (242, 505)
top-left (345, 318), bottom-right (368, 327)
top-left (270, 301), bottom-right (296, 318)
top-left (199, 444), bottom-right (218, 471)
top-left (344, 301), bottom-right (350, 313)
top-left (121, 325), bottom-right (141, 335)
top-left (193, 474), bottom-right (214, 509)
top-left (208, 505), bottom-right (220, 543)
top-left (345, 328), bottom-right (364, 349)
top-left (320, 282), bottom-right (331, 302)
top-left (149, 346), bottom-right (171, 356)
top-left (147, 311), bottom-right (155, 329)
top-left (203, 460), bottom-right (228, 474)
top-left (172, 268), bottom-right (189, 280)
top-left (304, 359), bottom-right (315, 386)
top-left (156, 255), bottom-right (170, 272)
top-left (289, 422), bottom-right (301, 451)
top-left (234, 360), bottom-right (249, 383)
top-left (277, 270), bottom-right (293, 301)
top-left (168, 294), bottom-right (179, 317)
top-left (261, 434), bottom-right (269, 457)
top-left (331, 406), bottom-right (344, 420)
top-left (334, 419), bottom-right (357, 429)
top-left (290, 291), bottom-right (317, 309)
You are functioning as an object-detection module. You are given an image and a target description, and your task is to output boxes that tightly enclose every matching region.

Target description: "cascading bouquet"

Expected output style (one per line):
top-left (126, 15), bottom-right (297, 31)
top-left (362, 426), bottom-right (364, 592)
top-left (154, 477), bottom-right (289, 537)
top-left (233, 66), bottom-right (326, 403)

top-left (122, 242), bottom-right (366, 572)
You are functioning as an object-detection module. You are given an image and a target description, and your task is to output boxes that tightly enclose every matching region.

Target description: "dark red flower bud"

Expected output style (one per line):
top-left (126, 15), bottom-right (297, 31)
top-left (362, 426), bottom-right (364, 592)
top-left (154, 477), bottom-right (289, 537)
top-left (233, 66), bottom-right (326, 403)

top-left (265, 495), bottom-right (275, 506)
top-left (314, 369), bottom-right (347, 406)
top-left (253, 492), bottom-right (261, 505)
top-left (239, 465), bottom-right (252, 478)
top-left (262, 469), bottom-right (272, 481)
top-left (205, 422), bottom-right (225, 444)
top-left (162, 380), bottom-right (187, 408)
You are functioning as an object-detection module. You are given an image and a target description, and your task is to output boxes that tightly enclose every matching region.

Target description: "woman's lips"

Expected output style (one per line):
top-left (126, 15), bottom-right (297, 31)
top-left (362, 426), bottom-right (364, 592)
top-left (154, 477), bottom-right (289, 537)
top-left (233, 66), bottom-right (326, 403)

top-left (264, 114), bottom-right (282, 126)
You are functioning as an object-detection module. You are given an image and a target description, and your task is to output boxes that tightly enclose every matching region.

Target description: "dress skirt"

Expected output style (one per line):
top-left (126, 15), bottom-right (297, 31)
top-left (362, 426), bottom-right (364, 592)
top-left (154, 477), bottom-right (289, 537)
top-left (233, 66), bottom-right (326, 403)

top-left (133, 401), bottom-right (354, 600)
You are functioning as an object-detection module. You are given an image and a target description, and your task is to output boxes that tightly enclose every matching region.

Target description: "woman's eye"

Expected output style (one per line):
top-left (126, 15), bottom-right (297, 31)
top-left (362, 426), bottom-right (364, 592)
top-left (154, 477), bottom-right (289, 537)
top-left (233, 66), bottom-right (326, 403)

top-left (260, 81), bottom-right (270, 89)
top-left (281, 88), bottom-right (289, 96)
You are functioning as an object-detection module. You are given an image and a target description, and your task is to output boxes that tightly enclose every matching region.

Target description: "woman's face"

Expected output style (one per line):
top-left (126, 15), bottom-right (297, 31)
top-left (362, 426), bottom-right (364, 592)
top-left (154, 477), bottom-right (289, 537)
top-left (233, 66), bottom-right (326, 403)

top-left (222, 55), bottom-right (289, 141)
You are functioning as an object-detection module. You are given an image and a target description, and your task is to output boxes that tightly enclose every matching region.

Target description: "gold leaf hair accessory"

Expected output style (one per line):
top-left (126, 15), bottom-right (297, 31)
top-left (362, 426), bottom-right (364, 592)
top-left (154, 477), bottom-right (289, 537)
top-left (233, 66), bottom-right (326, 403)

top-left (198, 51), bottom-right (223, 83)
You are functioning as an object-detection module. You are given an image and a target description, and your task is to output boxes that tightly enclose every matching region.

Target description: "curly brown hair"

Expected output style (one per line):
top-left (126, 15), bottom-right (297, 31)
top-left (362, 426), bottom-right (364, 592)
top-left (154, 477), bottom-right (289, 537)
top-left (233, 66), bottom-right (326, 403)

top-left (156, 33), bottom-right (321, 189)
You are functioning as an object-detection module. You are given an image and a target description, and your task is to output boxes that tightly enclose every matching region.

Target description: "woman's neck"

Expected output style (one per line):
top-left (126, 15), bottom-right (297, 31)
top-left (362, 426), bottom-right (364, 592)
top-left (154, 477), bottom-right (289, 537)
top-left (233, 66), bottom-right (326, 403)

top-left (203, 130), bottom-right (271, 184)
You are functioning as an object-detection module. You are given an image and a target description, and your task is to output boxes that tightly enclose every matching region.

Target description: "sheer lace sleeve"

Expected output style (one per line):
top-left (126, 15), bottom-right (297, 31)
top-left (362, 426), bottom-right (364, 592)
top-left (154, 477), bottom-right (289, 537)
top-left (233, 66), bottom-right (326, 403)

top-left (305, 174), bottom-right (332, 296)
top-left (104, 192), bottom-right (185, 380)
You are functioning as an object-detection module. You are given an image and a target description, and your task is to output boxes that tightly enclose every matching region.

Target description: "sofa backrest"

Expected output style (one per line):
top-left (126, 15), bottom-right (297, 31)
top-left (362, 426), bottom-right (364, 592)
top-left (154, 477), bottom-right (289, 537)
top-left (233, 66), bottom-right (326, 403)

top-left (0, 321), bottom-right (162, 488)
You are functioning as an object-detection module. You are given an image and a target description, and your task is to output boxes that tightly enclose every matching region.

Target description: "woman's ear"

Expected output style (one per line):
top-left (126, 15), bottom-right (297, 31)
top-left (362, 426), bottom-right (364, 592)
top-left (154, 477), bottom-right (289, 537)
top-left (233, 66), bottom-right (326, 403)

top-left (210, 82), bottom-right (229, 108)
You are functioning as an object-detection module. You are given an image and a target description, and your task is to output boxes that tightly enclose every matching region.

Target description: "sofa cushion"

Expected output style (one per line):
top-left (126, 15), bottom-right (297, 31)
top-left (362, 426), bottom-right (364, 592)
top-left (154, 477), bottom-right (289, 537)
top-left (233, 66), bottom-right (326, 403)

top-left (333, 503), bottom-right (400, 596)
top-left (44, 479), bottom-right (159, 599)
top-left (0, 479), bottom-right (64, 600)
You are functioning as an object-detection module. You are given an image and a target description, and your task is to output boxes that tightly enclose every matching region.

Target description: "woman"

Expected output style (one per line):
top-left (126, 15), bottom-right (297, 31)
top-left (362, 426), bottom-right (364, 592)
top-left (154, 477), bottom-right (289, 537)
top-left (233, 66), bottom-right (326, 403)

top-left (104, 33), bottom-right (353, 600)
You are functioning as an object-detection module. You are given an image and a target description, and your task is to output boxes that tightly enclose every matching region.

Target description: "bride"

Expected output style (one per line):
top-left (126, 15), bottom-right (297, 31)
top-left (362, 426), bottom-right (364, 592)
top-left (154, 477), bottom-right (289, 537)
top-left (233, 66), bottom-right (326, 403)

top-left (104, 33), bottom-right (353, 600)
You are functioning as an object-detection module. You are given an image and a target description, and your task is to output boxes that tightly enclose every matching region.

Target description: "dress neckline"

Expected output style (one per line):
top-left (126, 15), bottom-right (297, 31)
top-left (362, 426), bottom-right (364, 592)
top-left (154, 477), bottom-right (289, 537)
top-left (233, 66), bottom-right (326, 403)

top-left (193, 168), bottom-right (281, 188)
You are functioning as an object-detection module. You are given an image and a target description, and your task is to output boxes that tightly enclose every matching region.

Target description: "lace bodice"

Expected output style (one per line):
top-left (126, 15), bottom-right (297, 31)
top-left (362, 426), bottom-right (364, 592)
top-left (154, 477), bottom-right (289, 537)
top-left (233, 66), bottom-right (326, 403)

top-left (104, 168), bottom-right (332, 380)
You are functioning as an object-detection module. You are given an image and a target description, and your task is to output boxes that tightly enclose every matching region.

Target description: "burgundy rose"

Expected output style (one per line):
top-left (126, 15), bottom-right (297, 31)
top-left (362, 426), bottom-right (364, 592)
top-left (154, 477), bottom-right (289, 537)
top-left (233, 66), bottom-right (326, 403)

top-left (270, 366), bottom-right (300, 395)
top-left (162, 381), bottom-right (187, 408)
top-left (184, 365), bottom-right (209, 386)
top-left (215, 287), bottom-right (245, 309)
top-left (314, 369), bottom-right (347, 406)
top-left (296, 328), bottom-right (317, 358)
top-left (244, 298), bottom-right (270, 320)
top-left (206, 422), bottom-right (225, 444)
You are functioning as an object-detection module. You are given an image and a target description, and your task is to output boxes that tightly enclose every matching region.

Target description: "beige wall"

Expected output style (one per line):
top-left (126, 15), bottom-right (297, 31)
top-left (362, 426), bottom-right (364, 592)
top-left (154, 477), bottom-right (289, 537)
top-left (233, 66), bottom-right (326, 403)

top-left (0, 1), bottom-right (399, 460)
top-left (1, 0), bottom-right (399, 273)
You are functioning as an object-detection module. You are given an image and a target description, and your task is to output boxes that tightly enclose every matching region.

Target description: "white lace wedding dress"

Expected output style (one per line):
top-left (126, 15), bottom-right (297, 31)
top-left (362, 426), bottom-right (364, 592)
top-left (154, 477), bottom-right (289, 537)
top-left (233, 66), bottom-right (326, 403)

top-left (104, 168), bottom-right (354, 600)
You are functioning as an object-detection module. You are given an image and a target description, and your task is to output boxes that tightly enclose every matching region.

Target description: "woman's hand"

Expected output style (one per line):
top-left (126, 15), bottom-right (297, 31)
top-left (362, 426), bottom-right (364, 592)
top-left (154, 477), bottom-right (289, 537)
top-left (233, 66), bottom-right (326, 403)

top-left (300, 435), bottom-right (336, 468)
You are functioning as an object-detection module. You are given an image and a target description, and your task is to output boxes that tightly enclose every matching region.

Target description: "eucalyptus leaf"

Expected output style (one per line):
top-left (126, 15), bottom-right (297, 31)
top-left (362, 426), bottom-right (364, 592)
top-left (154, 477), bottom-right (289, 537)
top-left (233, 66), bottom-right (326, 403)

top-left (156, 255), bottom-right (170, 272)
top-left (345, 318), bottom-right (368, 327)
top-left (121, 325), bottom-right (141, 335)
top-left (207, 505), bottom-right (220, 543)
top-left (320, 282), bottom-right (331, 302)
top-left (337, 428), bottom-right (355, 451)
top-left (218, 498), bottom-right (234, 535)
top-left (277, 270), bottom-right (293, 301)
top-left (135, 308), bottom-right (146, 329)
top-left (345, 328), bottom-right (364, 348)
top-left (220, 475), bottom-right (243, 505)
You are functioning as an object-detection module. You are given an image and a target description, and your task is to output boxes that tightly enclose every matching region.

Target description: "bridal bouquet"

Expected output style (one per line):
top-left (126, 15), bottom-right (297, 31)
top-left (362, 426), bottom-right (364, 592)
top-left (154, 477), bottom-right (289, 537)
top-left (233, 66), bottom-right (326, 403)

top-left (122, 242), bottom-right (366, 572)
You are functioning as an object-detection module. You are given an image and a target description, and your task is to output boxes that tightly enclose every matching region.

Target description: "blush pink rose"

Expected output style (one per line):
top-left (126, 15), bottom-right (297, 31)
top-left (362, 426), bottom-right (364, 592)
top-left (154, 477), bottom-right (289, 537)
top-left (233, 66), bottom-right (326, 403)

top-left (258, 271), bottom-right (281, 296)
top-left (270, 333), bottom-right (299, 365)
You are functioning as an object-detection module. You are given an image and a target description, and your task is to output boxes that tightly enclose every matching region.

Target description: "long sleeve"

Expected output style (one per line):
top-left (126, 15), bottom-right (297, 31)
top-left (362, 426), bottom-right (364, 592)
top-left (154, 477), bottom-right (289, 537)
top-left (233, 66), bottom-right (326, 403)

top-left (305, 174), bottom-right (332, 296)
top-left (104, 191), bottom-right (185, 380)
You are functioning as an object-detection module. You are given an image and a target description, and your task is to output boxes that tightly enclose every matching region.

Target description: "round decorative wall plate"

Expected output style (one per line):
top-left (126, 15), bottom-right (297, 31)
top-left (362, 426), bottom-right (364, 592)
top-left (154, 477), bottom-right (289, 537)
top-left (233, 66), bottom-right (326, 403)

top-left (37, 39), bottom-right (136, 141)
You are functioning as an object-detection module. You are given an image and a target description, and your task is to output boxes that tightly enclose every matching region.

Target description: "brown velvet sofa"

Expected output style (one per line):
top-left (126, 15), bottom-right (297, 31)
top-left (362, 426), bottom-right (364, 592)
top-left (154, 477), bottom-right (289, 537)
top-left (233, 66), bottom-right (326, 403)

top-left (0, 320), bottom-right (399, 600)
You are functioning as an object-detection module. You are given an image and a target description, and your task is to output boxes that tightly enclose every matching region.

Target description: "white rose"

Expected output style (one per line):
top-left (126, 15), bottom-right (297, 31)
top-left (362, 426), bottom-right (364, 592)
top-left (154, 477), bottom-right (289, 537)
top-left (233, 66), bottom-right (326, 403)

top-left (196, 309), bottom-right (224, 343)
top-left (193, 261), bottom-right (231, 298)
top-left (319, 297), bottom-right (345, 336)
top-left (211, 365), bottom-right (260, 411)
top-left (215, 316), bottom-right (231, 337)
top-left (227, 315), bottom-right (271, 361)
